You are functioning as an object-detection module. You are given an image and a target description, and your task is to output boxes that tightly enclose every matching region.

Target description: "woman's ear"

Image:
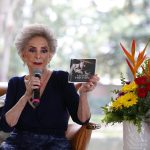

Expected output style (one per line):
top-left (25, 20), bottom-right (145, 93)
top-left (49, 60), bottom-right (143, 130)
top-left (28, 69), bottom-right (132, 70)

top-left (48, 53), bottom-right (54, 62)
top-left (20, 51), bottom-right (26, 62)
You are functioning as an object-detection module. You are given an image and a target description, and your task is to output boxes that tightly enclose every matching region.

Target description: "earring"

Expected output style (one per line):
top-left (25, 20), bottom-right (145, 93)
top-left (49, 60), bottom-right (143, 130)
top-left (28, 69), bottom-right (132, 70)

top-left (48, 63), bottom-right (50, 68)
top-left (23, 62), bottom-right (26, 67)
top-left (22, 60), bottom-right (26, 67)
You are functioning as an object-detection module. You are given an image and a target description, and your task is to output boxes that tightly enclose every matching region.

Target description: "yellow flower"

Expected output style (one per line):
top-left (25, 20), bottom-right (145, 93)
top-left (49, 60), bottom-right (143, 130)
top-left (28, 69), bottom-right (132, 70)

top-left (121, 81), bottom-right (137, 92)
top-left (112, 98), bottom-right (123, 110)
top-left (112, 92), bottom-right (138, 110)
top-left (121, 92), bottom-right (138, 108)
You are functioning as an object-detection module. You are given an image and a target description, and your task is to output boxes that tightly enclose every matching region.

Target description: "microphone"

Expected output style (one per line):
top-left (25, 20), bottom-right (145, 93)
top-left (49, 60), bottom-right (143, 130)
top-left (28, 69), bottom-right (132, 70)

top-left (31, 69), bottom-right (42, 108)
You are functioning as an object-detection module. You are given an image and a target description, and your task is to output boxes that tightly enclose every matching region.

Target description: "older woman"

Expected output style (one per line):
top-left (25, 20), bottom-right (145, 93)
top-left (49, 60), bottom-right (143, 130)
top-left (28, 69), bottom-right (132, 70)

top-left (0, 24), bottom-right (99, 150)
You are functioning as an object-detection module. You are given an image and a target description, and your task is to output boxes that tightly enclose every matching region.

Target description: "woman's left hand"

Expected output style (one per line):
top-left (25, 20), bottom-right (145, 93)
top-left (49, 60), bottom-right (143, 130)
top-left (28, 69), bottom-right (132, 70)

top-left (79, 74), bottom-right (99, 94)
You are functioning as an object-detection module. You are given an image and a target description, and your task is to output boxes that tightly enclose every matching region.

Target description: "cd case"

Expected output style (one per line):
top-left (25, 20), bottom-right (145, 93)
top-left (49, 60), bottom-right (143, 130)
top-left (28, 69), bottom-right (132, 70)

top-left (68, 58), bottom-right (96, 82)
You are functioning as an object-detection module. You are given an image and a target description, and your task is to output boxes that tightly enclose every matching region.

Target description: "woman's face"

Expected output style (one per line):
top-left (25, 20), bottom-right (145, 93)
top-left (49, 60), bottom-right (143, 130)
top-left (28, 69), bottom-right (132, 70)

top-left (80, 61), bottom-right (85, 68)
top-left (22, 36), bottom-right (53, 73)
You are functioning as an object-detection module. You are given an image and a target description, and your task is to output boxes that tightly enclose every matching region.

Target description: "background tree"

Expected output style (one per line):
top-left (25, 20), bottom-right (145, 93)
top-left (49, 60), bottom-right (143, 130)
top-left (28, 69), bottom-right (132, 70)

top-left (0, 0), bottom-right (150, 83)
top-left (0, 0), bottom-right (25, 81)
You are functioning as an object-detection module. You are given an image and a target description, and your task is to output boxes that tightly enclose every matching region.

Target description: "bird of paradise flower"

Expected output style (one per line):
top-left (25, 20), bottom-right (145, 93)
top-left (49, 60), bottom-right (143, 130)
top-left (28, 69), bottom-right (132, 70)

top-left (120, 39), bottom-right (150, 79)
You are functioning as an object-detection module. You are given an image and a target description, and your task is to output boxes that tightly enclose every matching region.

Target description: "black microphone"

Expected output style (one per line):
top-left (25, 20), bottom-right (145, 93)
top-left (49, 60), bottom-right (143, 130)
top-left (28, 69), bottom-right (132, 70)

top-left (31, 69), bottom-right (42, 108)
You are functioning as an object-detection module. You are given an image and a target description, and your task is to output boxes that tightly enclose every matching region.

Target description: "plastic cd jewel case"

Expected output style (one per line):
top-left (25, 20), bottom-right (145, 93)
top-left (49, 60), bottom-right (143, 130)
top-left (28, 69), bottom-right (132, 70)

top-left (68, 58), bottom-right (96, 82)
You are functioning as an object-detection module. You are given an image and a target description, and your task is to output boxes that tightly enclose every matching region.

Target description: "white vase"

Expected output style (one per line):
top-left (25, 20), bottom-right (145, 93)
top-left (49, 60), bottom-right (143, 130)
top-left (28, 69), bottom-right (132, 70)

top-left (123, 121), bottom-right (150, 150)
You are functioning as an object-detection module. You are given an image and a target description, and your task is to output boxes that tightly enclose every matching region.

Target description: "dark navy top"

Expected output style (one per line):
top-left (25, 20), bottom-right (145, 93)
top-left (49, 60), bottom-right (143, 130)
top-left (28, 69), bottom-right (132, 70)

top-left (0, 71), bottom-right (88, 135)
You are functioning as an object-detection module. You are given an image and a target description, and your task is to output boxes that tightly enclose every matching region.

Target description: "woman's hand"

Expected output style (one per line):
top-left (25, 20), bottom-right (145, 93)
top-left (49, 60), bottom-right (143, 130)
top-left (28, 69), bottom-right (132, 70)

top-left (77, 75), bottom-right (99, 122)
top-left (5, 75), bottom-right (42, 127)
top-left (24, 76), bottom-right (41, 98)
top-left (78, 74), bottom-right (99, 94)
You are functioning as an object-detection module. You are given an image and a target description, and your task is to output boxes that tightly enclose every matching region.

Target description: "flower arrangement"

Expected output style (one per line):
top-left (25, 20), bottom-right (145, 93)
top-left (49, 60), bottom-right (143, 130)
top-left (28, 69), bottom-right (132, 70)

top-left (101, 39), bottom-right (150, 131)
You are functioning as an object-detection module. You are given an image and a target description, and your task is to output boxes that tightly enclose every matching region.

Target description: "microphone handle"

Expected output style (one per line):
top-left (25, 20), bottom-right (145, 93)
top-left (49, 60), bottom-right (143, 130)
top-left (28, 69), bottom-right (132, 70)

top-left (32, 73), bottom-right (41, 108)
top-left (32, 88), bottom-right (40, 107)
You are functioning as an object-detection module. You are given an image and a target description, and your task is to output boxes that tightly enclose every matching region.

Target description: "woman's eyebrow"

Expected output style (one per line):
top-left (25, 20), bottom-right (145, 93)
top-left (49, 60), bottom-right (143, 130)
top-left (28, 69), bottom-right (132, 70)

top-left (41, 46), bottom-right (48, 49)
top-left (28, 45), bottom-right (36, 48)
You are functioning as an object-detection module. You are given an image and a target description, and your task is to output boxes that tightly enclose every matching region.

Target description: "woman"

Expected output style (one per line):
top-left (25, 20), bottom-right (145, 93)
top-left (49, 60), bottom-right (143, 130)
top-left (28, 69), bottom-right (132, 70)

top-left (0, 24), bottom-right (99, 150)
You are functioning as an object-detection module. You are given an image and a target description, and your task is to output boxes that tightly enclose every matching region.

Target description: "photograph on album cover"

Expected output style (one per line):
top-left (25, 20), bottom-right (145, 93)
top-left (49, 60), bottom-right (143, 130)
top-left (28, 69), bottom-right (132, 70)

top-left (68, 58), bottom-right (96, 82)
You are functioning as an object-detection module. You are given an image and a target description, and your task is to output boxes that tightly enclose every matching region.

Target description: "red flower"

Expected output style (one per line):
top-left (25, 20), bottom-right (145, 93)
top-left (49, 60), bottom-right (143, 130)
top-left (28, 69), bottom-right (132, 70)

top-left (118, 92), bottom-right (125, 96)
top-left (134, 76), bottom-right (147, 85)
top-left (125, 81), bottom-right (130, 85)
top-left (146, 82), bottom-right (150, 91)
top-left (137, 87), bottom-right (148, 98)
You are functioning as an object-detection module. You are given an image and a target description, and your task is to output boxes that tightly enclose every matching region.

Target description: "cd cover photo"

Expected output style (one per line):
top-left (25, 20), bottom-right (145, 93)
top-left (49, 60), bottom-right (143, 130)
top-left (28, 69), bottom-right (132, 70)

top-left (68, 58), bottom-right (96, 82)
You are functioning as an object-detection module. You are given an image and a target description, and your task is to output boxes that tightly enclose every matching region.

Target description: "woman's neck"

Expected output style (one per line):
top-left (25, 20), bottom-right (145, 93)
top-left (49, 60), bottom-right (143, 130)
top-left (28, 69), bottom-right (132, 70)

top-left (40, 69), bottom-right (50, 86)
top-left (40, 70), bottom-right (52, 96)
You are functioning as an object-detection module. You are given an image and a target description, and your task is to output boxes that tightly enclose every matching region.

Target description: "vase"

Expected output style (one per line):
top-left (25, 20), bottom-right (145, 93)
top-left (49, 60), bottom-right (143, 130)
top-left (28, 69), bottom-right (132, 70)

top-left (123, 121), bottom-right (150, 150)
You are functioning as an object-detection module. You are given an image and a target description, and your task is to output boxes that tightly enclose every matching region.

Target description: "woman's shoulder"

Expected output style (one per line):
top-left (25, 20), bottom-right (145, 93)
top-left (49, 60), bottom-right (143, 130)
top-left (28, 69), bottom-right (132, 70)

top-left (53, 70), bottom-right (69, 77)
top-left (52, 70), bottom-right (69, 83)
top-left (9, 76), bottom-right (24, 81)
top-left (8, 76), bottom-right (24, 85)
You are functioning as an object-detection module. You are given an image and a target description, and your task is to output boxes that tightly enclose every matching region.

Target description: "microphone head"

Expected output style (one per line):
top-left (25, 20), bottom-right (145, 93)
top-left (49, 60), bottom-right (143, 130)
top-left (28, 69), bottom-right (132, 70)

top-left (33, 69), bottom-right (43, 78)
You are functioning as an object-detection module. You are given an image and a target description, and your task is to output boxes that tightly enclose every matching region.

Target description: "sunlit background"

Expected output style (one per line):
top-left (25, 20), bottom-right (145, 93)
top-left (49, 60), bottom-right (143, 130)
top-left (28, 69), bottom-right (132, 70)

top-left (1, 0), bottom-right (150, 149)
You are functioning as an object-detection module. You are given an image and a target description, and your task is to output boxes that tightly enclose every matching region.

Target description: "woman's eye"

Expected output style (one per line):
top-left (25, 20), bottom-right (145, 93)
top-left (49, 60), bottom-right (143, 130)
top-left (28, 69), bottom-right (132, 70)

top-left (41, 49), bottom-right (48, 53)
top-left (28, 47), bottom-right (36, 53)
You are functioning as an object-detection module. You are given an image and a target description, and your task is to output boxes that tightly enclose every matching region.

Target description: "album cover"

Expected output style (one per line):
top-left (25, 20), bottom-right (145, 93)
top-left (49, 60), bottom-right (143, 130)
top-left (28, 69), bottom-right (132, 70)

top-left (68, 58), bottom-right (96, 82)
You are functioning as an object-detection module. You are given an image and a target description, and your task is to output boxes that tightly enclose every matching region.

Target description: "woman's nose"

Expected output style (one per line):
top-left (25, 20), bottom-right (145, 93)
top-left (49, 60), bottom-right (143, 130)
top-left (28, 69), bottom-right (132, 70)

top-left (35, 51), bottom-right (41, 59)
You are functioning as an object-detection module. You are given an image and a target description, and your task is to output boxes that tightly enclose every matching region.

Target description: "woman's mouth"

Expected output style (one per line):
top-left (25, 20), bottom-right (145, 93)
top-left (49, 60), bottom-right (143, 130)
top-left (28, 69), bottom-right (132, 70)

top-left (33, 62), bottom-right (42, 65)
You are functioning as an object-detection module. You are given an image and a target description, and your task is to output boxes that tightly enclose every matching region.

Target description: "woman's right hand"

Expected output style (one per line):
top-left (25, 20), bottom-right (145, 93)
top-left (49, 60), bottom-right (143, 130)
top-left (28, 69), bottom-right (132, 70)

top-left (5, 76), bottom-right (42, 127)
top-left (24, 76), bottom-right (41, 99)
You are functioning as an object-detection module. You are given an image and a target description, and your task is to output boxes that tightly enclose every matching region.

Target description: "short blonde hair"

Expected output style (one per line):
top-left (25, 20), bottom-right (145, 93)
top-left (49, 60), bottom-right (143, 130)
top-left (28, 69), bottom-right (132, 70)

top-left (15, 24), bottom-right (57, 56)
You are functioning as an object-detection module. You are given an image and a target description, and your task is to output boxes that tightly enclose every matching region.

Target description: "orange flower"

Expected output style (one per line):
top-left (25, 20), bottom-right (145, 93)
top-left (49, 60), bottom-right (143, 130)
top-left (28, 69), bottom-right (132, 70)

top-left (120, 39), bottom-right (149, 79)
